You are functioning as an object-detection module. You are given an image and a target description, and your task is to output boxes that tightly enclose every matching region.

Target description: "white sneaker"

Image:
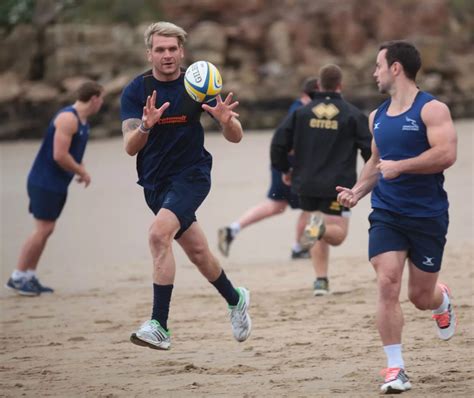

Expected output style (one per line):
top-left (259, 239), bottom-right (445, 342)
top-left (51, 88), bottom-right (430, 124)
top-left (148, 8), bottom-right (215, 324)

top-left (229, 287), bottom-right (251, 342)
top-left (130, 319), bottom-right (171, 350)
top-left (432, 283), bottom-right (457, 341)
top-left (380, 368), bottom-right (412, 394)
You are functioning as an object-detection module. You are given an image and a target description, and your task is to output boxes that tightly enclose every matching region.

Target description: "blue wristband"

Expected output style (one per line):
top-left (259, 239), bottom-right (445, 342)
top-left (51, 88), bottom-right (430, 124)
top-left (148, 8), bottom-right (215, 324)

top-left (139, 122), bottom-right (152, 133)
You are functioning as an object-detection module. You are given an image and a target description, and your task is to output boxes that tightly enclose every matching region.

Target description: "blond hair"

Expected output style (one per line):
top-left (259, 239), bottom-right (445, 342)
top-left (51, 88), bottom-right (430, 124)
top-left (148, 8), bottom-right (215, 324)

top-left (144, 21), bottom-right (187, 49)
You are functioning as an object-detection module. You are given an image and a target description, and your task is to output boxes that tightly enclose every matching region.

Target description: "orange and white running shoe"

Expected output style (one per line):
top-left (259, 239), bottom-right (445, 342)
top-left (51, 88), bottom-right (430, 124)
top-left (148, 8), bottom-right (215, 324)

top-left (380, 367), bottom-right (412, 394)
top-left (432, 283), bottom-right (457, 341)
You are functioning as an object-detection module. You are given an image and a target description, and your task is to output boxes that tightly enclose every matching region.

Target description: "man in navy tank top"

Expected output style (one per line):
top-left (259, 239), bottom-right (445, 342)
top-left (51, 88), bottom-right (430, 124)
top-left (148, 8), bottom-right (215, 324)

top-left (5, 81), bottom-right (104, 296)
top-left (336, 41), bottom-right (457, 394)
top-left (120, 21), bottom-right (251, 350)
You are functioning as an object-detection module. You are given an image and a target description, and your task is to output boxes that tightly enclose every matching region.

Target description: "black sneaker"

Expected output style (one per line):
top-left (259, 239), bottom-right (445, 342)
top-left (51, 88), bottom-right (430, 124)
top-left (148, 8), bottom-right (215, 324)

top-left (30, 276), bottom-right (54, 293)
top-left (218, 227), bottom-right (234, 257)
top-left (291, 248), bottom-right (311, 259)
top-left (5, 277), bottom-right (40, 296)
top-left (313, 278), bottom-right (329, 296)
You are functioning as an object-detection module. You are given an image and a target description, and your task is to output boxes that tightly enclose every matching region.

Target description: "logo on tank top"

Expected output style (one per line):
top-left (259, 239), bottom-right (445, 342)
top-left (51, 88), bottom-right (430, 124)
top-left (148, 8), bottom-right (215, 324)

top-left (374, 122), bottom-right (380, 130)
top-left (402, 116), bottom-right (419, 131)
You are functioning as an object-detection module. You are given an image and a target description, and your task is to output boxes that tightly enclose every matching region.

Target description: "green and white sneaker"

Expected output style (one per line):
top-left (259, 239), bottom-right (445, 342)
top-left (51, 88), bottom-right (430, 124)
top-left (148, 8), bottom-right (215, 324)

top-left (229, 287), bottom-right (252, 342)
top-left (130, 319), bottom-right (171, 350)
top-left (313, 278), bottom-right (330, 296)
top-left (301, 212), bottom-right (326, 250)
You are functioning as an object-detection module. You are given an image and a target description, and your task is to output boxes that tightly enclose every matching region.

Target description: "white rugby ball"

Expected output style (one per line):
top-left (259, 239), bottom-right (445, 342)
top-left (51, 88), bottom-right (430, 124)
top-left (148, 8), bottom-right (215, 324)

top-left (184, 61), bottom-right (222, 103)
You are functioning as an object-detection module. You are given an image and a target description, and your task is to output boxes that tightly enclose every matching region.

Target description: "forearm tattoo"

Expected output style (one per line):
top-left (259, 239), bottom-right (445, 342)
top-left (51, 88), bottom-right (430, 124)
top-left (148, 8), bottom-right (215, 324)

top-left (122, 119), bottom-right (141, 136)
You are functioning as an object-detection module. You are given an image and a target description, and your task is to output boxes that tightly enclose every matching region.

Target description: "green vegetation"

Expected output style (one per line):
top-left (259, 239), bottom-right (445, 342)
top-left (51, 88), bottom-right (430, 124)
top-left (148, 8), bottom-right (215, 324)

top-left (0, 0), bottom-right (36, 27)
top-left (61, 0), bottom-right (162, 25)
top-left (0, 0), bottom-right (163, 28)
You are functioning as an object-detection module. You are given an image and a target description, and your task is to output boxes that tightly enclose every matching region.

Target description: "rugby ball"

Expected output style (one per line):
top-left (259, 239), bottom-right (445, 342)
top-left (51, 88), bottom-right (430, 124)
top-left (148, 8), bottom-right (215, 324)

top-left (184, 61), bottom-right (222, 103)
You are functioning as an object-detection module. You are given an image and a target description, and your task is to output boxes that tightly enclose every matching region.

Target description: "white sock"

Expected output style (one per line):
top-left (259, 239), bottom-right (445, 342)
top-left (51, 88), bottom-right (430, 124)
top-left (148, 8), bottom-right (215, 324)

top-left (26, 270), bottom-right (37, 279)
top-left (383, 344), bottom-right (404, 369)
top-left (229, 222), bottom-right (241, 238)
top-left (432, 291), bottom-right (449, 314)
top-left (292, 242), bottom-right (303, 252)
top-left (12, 270), bottom-right (28, 281)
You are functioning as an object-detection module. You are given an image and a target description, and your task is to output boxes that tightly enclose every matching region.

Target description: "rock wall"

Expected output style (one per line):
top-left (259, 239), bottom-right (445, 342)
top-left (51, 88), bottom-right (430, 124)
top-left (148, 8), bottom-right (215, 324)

top-left (0, 0), bottom-right (473, 139)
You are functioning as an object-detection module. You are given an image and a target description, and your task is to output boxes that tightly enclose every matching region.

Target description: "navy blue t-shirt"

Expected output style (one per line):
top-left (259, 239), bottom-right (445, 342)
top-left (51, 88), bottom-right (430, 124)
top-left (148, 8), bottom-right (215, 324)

top-left (120, 70), bottom-right (213, 190)
top-left (372, 91), bottom-right (449, 217)
top-left (28, 106), bottom-right (89, 193)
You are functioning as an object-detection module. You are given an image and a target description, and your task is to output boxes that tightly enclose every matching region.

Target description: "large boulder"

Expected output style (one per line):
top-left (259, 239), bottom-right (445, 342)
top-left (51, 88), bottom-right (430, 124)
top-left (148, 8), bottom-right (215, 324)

top-left (187, 21), bottom-right (227, 66)
top-left (0, 25), bottom-right (38, 79)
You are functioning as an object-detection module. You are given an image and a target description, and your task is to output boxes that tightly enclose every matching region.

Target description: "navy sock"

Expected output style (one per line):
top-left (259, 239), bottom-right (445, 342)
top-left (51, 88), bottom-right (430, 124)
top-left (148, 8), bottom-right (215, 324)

top-left (151, 284), bottom-right (173, 331)
top-left (211, 270), bottom-right (239, 306)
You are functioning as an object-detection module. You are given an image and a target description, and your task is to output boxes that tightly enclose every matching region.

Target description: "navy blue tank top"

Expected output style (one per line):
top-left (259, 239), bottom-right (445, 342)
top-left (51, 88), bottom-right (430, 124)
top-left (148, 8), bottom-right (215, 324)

top-left (371, 91), bottom-right (448, 217)
top-left (120, 70), bottom-right (213, 190)
top-left (28, 106), bottom-right (89, 193)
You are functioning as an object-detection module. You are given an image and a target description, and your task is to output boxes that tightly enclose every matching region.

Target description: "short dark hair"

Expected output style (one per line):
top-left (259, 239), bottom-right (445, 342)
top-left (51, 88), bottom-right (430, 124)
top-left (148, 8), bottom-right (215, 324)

top-left (379, 40), bottom-right (421, 81)
top-left (318, 64), bottom-right (342, 91)
top-left (301, 77), bottom-right (319, 95)
top-left (76, 81), bottom-right (103, 102)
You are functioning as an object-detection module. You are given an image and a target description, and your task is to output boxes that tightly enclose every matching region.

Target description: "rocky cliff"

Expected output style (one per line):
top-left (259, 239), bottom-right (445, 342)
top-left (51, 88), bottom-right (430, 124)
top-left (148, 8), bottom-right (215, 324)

top-left (0, 0), bottom-right (472, 139)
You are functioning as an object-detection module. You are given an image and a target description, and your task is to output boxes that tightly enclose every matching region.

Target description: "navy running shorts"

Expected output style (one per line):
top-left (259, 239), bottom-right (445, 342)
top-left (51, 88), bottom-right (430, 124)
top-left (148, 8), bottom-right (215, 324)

top-left (368, 208), bottom-right (449, 273)
top-left (267, 166), bottom-right (300, 209)
top-left (299, 196), bottom-right (351, 216)
top-left (144, 168), bottom-right (211, 239)
top-left (28, 183), bottom-right (67, 221)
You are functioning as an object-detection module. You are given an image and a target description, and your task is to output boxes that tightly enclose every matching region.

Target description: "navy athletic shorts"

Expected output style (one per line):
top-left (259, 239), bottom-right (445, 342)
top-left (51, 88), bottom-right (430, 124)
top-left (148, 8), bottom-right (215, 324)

top-left (368, 208), bottom-right (449, 273)
top-left (267, 166), bottom-right (300, 209)
top-left (144, 169), bottom-right (211, 239)
top-left (299, 196), bottom-right (351, 216)
top-left (28, 183), bottom-right (67, 221)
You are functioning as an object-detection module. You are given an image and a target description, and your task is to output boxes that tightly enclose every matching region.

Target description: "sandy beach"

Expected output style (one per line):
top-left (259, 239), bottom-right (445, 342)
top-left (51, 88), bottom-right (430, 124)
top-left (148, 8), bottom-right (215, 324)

top-left (0, 120), bottom-right (473, 397)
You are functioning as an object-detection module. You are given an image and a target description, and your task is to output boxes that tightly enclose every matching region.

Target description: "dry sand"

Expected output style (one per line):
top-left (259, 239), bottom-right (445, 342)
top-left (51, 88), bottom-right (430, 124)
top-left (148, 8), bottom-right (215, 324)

top-left (0, 120), bottom-right (473, 397)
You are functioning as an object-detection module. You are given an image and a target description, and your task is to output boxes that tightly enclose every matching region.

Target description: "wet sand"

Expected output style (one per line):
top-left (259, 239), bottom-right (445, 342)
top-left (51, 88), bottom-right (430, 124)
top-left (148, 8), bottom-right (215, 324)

top-left (0, 120), bottom-right (473, 397)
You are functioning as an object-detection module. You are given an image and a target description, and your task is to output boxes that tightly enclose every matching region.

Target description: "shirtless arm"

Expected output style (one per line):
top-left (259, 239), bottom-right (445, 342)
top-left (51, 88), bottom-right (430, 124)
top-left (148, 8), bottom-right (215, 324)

top-left (336, 110), bottom-right (380, 208)
top-left (377, 100), bottom-right (457, 179)
top-left (53, 112), bottom-right (90, 187)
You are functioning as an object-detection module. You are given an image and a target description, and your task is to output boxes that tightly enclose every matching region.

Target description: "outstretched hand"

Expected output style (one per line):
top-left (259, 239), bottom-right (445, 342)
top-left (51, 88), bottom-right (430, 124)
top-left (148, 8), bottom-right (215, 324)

top-left (142, 90), bottom-right (170, 129)
top-left (202, 93), bottom-right (239, 125)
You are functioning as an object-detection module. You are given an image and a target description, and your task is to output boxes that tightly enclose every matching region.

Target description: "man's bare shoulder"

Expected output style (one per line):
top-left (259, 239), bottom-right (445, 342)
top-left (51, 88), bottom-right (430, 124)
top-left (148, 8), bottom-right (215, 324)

top-left (55, 111), bottom-right (77, 123)
top-left (421, 99), bottom-right (452, 124)
top-left (367, 109), bottom-right (378, 132)
top-left (54, 111), bottom-right (78, 134)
